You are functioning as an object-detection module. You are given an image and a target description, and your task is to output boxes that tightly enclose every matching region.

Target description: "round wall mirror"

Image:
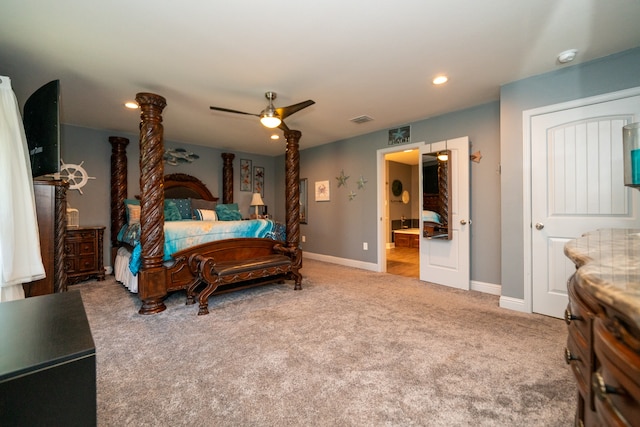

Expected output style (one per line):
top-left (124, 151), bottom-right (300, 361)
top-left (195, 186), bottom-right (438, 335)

top-left (391, 179), bottom-right (403, 196)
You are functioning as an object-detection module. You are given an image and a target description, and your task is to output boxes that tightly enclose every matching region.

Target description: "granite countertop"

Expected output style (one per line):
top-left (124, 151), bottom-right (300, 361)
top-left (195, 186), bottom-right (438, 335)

top-left (564, 228), bottom-right (640, 331)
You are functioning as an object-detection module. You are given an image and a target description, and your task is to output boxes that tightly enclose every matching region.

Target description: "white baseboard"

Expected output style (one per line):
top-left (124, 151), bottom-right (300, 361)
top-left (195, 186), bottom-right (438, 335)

top-left (499, 296), bottom-right (528, 313)
top-left (303, 252), bottom-right (378, 272)
top-left (471, 280), bottom-right (501, 296)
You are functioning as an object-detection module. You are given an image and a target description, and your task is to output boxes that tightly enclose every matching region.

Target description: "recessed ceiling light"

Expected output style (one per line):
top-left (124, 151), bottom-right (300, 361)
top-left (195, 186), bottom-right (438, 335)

top-left (124, 101), bottom-right (139, 109)
top-left (432, 75), bottom-right (448, 85)
top-left (270, 134), bottom-right (279, 140)
top-left (557, 49), bottom-right (578, 64)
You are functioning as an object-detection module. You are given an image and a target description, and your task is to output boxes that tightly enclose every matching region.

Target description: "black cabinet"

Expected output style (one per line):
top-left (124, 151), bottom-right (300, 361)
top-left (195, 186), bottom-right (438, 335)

top-left (0, 291), bottom-right (96, 425)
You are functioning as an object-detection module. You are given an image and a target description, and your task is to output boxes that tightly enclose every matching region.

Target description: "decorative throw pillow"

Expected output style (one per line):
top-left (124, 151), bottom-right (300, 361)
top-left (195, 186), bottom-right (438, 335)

top-left (190, 198), bottom-right (218, 218)
top-left (124, 199), bottom-right (140, 223)
top-left (127, 204), bottom-right (141, 225)
top-left (166, 198), bottom-right (192, 219)
top-left (194, 209), bottom-right (217, 221)
top-left (215, 203), bottom-right (242, 221)
top-left (164, 200), bottom-right (182, 221)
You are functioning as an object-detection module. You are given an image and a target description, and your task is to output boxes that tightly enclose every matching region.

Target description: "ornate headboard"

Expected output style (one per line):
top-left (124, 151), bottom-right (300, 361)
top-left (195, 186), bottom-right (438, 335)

top-left (164, 173), bottom-right (218, 201)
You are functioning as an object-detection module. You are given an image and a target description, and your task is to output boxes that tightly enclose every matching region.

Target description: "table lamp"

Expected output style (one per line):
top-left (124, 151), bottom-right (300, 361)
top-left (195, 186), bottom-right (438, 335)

top-left (250, 192), bottom-right (264, 218)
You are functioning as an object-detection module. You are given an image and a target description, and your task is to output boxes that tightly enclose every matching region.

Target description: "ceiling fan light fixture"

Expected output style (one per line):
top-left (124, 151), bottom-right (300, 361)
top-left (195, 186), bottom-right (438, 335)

top-left (259, 106), bottom-right (281, 128)
top-left (260, 114), bottom-right (281, 128)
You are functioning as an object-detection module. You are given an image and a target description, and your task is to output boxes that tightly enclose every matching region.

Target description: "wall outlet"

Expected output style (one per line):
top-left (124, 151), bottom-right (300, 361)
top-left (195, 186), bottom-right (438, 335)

top-left (302, 236), bottom-right (306, 243)
top-left (363, 242), bottom-right (368, 250)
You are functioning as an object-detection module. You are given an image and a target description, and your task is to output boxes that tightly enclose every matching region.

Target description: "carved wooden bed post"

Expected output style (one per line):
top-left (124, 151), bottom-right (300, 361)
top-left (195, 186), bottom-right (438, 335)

top-left (108, 136), bottom-right (129, 266)
top-left (284, 130), bottom-right (303, 288)
top-left (135, 92), bottom-right (168, 314)
top-left (221, 152), bottom-right (235, 203)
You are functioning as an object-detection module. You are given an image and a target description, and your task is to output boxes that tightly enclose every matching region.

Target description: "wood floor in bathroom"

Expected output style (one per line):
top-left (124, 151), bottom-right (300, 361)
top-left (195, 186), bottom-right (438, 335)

top-left (386, 246), bottom-right (419, 278)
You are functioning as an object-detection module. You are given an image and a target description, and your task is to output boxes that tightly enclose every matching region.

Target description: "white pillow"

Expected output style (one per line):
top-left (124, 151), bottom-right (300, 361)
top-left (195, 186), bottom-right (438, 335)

top-left (194, 208), bottom-right (217, 221)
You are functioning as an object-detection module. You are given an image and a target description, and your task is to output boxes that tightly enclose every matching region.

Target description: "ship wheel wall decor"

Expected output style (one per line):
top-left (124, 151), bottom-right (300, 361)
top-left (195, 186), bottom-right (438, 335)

top-left (59, 159), bottom-right (96, 194)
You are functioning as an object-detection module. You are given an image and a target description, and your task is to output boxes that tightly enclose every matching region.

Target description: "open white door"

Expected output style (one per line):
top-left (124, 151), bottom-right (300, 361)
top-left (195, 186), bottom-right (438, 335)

top-left (419, 137), bottom-right (470, 289)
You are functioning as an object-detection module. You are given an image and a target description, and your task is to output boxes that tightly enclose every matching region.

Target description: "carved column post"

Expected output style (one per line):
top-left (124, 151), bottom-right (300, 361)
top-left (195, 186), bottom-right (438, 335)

top-left (135, 92), bottom-right (167, 314)
top-left (438, 158), bottom-right (449, 228)
top-left (54, 182), bottom-right (68, 293)
top-left (221, 153), bottom-right (235, 204)
top-left (284, 130), bottom-right (301, 249)
top-left (108, 136), bottom-right (129, 265)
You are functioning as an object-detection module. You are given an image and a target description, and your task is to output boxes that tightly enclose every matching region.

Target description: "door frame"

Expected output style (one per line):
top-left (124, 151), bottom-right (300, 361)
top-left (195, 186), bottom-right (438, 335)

top-left (522, 86), bottom-right (640, 313)
top-left (376, 141), bottom-right (425, 272)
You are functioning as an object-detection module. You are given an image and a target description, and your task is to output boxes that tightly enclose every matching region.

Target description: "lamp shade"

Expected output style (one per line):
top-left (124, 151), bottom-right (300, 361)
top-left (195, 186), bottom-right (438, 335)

top-left (250, 192), bottom-right (264, 206)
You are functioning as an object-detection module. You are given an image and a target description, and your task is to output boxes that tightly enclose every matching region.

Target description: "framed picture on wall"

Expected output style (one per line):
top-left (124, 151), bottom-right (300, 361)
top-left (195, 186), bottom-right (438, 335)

top-left (240, 159), bottom-right (252, 191)
top-left (315, 180), bottom-right (330, 202)
top-left (253, 166), bottom-right (264, 197)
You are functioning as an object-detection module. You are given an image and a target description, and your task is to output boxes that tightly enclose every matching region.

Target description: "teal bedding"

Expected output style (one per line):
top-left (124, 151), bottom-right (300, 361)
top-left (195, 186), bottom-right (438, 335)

top-left (119, 219), bottom-right (285, 275)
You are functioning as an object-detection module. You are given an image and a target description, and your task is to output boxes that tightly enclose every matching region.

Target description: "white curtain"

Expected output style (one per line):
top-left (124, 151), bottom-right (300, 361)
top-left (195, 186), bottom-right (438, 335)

top-left (0, 75), bottom-right (45, 302)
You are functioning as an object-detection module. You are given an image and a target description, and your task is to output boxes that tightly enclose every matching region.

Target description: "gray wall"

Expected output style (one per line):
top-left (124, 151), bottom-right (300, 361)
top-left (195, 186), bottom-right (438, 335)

top-left (60, 125), bottom-right (278, 270)
top-left (276, 100), bottom-right (501, 284)
top-left (500, 46), bottom-right (640, 299)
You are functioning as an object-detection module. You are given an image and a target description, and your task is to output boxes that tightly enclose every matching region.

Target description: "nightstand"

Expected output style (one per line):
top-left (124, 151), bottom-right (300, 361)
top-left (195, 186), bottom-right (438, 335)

top-left (65, 226), bottom-right (105, 285)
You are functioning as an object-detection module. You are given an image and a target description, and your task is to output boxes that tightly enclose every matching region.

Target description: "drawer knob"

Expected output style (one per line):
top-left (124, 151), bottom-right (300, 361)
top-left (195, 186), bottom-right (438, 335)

top-left (564, 347), bottom-right (579, 364)
top-left (564, 307), bottom-right (582, 325)
top-left (592, 372), bottom-right (624, 400)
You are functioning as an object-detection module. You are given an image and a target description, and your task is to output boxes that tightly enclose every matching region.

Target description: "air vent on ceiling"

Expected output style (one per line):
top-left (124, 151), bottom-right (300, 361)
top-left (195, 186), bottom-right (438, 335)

top-left (350, 115), bottom-right (374, 124)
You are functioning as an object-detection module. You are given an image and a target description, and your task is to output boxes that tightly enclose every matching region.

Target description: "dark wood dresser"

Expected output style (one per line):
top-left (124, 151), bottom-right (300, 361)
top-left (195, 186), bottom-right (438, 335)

top-left (564, 229), bottom-right (640, 426)
top-left (23, 179), bottom-right (68, 297)
top-left (65, 226), bottom-right (105, 285)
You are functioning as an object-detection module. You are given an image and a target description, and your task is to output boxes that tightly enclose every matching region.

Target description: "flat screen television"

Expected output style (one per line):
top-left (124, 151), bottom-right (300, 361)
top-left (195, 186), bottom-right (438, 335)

top-left (23, 79), bottom-right (60, 178)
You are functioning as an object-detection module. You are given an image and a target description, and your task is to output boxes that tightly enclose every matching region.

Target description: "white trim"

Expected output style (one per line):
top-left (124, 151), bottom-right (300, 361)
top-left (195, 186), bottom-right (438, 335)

top-left (521, 86), bottom-right (640, 315)
top-left (303, 251), bottom-right (378, 272)
top-left (376, 142), bottom-right (425, 274)
top-left (499, 296), bottom-right (527, 313)
top-left (470, 280), bottom-right (501, 296)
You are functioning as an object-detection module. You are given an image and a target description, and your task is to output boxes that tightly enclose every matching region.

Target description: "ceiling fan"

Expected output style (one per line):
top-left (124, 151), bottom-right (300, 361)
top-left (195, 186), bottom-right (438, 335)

top-left (209, 91), bottom-right (315, 131)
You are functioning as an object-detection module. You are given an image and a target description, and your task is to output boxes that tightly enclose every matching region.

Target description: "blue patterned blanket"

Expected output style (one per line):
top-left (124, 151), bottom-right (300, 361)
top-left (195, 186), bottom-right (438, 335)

top-left (118, 219), bottom-right (285, 275)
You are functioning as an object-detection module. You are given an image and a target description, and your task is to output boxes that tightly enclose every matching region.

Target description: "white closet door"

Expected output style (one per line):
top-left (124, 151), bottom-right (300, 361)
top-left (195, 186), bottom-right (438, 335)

top-left (530, 95), bottom-right (640, 318)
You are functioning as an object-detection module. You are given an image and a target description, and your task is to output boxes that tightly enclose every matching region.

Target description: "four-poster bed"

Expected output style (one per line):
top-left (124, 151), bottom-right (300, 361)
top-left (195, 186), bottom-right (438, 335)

top-left (109, 92), bottom-right (302, 315)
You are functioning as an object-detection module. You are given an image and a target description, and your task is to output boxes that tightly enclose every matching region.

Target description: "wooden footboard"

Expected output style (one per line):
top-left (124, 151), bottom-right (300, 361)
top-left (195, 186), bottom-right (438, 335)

top-left (170, 238), bottom-right (302, 315)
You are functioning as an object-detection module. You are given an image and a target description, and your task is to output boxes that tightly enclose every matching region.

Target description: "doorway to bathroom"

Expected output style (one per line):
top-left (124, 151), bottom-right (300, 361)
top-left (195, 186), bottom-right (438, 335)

top-left (380, 145), bottom-right (421, 278)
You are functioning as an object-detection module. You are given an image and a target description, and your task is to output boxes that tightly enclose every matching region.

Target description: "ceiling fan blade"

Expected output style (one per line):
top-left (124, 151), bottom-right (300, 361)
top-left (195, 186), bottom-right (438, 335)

top-left (276, 100), bottom-right (315, 120)
top-left (209, 106), bottom-right (259, 117)
top-left (278, 121), bottom-right (290, 132)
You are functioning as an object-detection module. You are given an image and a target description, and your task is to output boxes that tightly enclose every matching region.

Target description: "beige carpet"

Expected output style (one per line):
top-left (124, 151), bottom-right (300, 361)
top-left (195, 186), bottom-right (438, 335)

top-left (74, 258), bottom-right (575, 426)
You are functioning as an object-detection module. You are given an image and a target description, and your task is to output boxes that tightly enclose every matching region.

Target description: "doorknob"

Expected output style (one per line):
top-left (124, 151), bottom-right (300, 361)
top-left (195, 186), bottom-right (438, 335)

top-left (535, 223), bottom-right (544, 230)
top-left (460, 219), bottom-right (467, 225)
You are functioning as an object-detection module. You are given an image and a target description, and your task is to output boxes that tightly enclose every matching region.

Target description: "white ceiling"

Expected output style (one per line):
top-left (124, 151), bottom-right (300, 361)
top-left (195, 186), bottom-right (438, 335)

top-left (2, 1), bottom-right (640, 157)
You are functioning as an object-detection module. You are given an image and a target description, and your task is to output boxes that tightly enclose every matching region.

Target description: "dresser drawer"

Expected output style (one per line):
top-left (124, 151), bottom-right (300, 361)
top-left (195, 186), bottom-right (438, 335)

top-left (67, 256), bottom-right (97, 274)
top-left (567, 279), bottom-right (595, 344)
top-left (593, 318), bottom-right (640, 426)
top-left (566, 331), bottom-right (591, 397)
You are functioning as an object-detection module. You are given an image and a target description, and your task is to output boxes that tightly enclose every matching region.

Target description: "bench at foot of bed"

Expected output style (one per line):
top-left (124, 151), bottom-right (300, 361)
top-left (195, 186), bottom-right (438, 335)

top-left (173, 238), bottom-right (302, 316)
top-left (194, 254), bottom-right (299, 315)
